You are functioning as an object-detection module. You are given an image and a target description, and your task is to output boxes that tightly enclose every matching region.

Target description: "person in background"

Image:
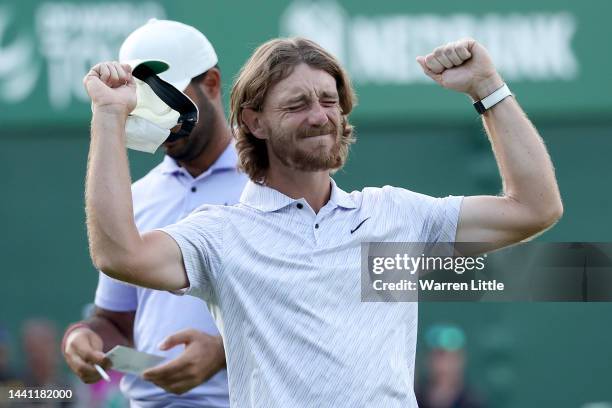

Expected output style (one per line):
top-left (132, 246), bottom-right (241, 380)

top-left (0, 325), bottom-right (19, 388)
top-left (416, 324), bottom-right (486, 408)
top-left (22, 318), bottom-right (73, 407)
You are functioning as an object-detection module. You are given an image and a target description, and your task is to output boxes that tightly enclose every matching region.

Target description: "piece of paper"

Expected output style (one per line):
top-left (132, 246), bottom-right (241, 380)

top-left (105, 345), bottom-right (165, 375)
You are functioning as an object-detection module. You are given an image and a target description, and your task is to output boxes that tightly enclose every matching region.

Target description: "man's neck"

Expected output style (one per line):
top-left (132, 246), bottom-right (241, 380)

top-left (265, 162), bottom-right (331, 214)
top-left (178, 125), bottom-right (232, 178)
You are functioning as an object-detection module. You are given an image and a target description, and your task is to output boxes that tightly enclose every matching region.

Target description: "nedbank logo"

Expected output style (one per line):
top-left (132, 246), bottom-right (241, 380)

top-left (280, 1), bottom-right (579, 84)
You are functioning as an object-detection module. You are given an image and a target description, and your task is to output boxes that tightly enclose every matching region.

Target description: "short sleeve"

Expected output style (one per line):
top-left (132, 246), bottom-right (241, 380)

top-left (425, 195), bottom-right (464, 243)
top-left (382, 186), bottom-right (464, 243)
top-left (157, 206), bottom-right (225, 302)
top-left (95, 272), bottom-right (138, 311)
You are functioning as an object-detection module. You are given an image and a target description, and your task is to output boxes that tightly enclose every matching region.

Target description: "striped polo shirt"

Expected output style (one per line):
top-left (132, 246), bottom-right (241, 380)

top-left (160, 179), bottom-right (463, 408)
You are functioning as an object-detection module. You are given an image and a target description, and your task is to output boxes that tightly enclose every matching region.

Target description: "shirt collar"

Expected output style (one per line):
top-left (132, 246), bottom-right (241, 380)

top-left (159, 142), bottom-right (239, 176)
top-left (239, 177), bottom-right (356, 212)
top-left (329, 178), bottom-right (357, 209)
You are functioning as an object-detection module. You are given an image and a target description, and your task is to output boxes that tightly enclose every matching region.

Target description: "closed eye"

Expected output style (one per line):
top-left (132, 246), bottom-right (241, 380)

top-left (321, 100), bottom-right (338, 107)
top-left (285, 104), bottom-right (305, 112)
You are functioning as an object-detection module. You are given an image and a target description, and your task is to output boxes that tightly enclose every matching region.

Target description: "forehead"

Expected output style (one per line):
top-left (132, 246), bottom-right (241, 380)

top-left (266, 63), bottom-right (338, 104)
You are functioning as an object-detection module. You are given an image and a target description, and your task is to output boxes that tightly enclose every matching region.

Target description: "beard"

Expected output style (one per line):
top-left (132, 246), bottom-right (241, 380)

top-left (266, 119), bottom-right (343, 172)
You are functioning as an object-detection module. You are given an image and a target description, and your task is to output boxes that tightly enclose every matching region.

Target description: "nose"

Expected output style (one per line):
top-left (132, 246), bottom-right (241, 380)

top-left (307, 102), bottom-right (329, 127)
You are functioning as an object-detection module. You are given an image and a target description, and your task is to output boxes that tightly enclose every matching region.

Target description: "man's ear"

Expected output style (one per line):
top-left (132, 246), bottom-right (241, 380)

top-left (241, 108), bottom-right (267, 140)
top-left (199, 67), bottom-right (221, 99)
top-left (192, 67), bottom-right (221, 100)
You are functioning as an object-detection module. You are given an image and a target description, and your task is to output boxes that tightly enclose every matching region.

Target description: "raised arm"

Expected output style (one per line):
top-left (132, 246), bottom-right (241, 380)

top-left (83, 61), bottom-right (187, 290)
top-left (417, 39), bottom-right (563, 251)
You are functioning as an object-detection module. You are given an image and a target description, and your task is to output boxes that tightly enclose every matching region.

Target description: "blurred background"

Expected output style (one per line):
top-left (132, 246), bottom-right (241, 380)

top-left (1, 0), bottom-right (611, 407)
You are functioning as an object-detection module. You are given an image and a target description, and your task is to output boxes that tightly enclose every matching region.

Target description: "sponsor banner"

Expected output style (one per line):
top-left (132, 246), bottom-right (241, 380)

top-left (1, 0), bottom-right (609, 127)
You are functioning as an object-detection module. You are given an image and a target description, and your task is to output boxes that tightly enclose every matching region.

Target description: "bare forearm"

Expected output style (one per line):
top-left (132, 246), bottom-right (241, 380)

top-left (480, 90), bottom-right (562, 218)
top-left (418, 39), bottom-right (562, 245)
top-left (86, 110), bottom-right (141, 278)
top-left (86, 315), bottom-right (134, 352)
top-left (82, 62), bottom-right (185, 290)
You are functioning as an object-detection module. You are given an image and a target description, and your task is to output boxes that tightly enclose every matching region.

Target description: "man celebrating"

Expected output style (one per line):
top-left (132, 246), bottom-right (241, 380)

top-left (82, 37), bottom-right (562, 407)
top-left (63, 20), bottom-right (246, 407)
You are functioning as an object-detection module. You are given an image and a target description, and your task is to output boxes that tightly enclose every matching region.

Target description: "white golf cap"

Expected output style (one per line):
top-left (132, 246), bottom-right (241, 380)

top-left (120, 59), bottom-right (199, 154)
top-left (119, 19), bottom-right (218, 91)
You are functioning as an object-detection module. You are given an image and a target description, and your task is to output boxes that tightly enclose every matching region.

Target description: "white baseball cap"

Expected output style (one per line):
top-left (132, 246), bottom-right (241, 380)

top-left (121, 59), bottom-right (199, 153)
top-left (119, 19), bottom-right (218, 91)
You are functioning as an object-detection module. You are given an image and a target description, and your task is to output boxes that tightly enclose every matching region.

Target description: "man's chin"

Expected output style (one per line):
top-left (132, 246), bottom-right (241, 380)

top-left (163, 139), bottom-right (188, 158)
top-left (290, 150), bottom-right (342, 172)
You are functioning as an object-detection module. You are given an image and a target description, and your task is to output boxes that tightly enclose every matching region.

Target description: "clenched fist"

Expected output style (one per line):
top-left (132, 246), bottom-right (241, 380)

top-left (83, 61), bottom-right (136, 116)
top-left (417, 38), bottom-right (503, 100)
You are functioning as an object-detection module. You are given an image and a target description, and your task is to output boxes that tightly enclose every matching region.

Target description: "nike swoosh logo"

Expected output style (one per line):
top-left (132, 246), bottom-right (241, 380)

top-left (350, 217), bottom-right (371, 234)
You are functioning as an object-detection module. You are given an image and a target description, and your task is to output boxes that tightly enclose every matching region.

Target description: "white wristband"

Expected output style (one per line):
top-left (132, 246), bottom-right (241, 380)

top-left (473, 83), bottom-right (512, 114)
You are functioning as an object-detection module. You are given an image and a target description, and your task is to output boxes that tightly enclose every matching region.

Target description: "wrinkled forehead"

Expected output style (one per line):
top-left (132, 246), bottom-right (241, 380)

top-left (266, 63), bottom-right (338, 105)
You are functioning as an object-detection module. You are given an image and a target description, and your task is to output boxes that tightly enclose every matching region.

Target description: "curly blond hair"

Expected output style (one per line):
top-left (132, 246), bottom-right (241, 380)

top-left (229, 37), bottom-right (357, 183)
